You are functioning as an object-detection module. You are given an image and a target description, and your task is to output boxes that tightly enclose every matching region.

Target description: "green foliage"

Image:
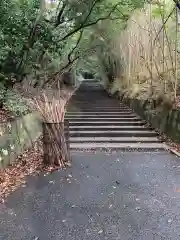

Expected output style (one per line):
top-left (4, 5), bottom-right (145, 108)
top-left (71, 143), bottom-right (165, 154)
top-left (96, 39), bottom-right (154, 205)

top-left (0, 83), bottom-right (6, 102)
top-left (75, 0), bottom-right (144, 80)
top-left (3, 91), bottom-right (29, 116)
top-left (0, 0), bottom-right (145, 88)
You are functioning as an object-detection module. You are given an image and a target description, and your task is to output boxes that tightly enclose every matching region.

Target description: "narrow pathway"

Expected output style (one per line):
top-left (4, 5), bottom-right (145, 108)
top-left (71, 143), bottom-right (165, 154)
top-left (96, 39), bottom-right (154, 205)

top-left (66, 80), bottom-right (166, 151)
top-left (1, 80), bottom-right (180, 240)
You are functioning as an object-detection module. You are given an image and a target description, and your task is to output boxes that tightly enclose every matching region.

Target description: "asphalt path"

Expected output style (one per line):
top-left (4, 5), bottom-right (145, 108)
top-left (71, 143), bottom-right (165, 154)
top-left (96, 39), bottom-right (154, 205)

top-left (1, 151), bottom-right (180, 240)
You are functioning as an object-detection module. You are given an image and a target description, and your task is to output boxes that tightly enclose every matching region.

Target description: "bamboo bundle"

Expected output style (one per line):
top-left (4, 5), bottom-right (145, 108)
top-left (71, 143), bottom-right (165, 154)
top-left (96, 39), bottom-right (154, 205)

top-left (32, 93), bottom-right (66, 123)
top-left (30, 90), bottom-right (72, 167)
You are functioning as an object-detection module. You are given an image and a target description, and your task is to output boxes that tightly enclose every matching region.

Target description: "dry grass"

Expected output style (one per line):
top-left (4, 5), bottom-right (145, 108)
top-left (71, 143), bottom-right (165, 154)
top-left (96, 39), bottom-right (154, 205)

top-left (111, 1), bottom-right (180, 106)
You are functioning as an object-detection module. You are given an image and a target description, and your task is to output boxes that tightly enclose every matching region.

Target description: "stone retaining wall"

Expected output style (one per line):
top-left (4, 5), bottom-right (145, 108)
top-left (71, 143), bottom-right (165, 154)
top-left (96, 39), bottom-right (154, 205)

top-left (110, 90), bottom-right (180, 142)
top-left (0, 82), bottom-right (80, 169)
top-left (0, 113), bottom-right (42, 168)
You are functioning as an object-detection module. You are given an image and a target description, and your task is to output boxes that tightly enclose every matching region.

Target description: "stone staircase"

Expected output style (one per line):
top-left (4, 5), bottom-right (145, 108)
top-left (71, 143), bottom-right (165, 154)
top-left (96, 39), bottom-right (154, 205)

top-left (65, 80), bottom-right (166, 151)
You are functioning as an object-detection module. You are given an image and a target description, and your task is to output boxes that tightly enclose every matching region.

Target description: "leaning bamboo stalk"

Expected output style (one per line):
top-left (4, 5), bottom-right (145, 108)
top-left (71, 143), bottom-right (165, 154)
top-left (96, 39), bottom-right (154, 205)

top-left (162, 0), bottom-right (166, 91)
top-left (150, 21), bottom-right (169, 75)
top-left (174, 5), bottom-right (178, 100)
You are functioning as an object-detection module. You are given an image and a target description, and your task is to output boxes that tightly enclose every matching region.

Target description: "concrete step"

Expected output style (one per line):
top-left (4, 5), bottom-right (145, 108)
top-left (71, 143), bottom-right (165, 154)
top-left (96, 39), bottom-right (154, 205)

top-left (67, 83), bottom-right (162, 151)
top-left (69, 101), bottom-right (126, 103)
top-left (69, 125), bottom-right (150, 131)
top-left (69, 136), bottom-right (161, 143)
top-left (66, 111), bottom-right (133, 115)
top-left (69, 130), bottom-right (157, 137)
top-left (70, 142), bottom-right (166, 150)
top-left (70, 103), bottom-right (127, 106)
top-left (67, 109), bottom-right (130, 112)
top-left (67, 106), bottom-right (129, 108)
top-left (65, 117), bottom-right (141, 122)
top-left (72, 107), bottom-right (129, 109)
top-left (70, 100), bottom-right (125, 103)
top-left (68, 121), bottom-right (145, 126)
top-left (67, 103), bottom-right (123, 105)
top-left (71, 109), bottom-right (130, 112)
top-left (65, 115), bottom-right (138, 119)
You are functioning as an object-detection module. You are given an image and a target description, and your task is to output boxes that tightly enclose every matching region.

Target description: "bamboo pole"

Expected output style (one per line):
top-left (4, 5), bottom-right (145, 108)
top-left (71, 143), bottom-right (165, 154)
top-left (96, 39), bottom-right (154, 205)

top-left (174, 5), bottom-right (178, 100)
top-left (162, 0), bottom-right (166, 92)
top-left (150, 1), bottom-right (153, 87)
top-left (128, 30), bottom-right (131, 87)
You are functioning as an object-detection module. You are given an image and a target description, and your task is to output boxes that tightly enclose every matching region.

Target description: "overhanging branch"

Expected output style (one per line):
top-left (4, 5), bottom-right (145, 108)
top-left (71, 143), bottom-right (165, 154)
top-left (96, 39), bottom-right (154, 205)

top-left (68, 30), bottom-right (84, 63)
top-left (55, 1), bottom-right (67, 27)
top-left (42, 44), bottom-right (101, 87)
top-left (172, 0), bottom-right (180, 10)
top-left (58, 2), bottom-right (121, 42)
top-left (153, 6), bottom-right (175, 45)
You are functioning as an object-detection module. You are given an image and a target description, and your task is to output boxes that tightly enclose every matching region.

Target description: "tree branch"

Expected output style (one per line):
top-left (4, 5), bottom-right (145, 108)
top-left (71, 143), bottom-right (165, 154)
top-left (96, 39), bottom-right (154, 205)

top-left (55, 1), bottom-right (67, 27)
top-left (68, 30), bottom-right (84, 63)
top-left (58, 2), bottom-right (120, 42)
top-left (153, 6), bottom-right (175, 45)
top-left (60, 44), bottom-right (101, 73)
top-left (42, 44), bottom-right (100, 87)
top-left (172, 0), bottom-right (180, 10)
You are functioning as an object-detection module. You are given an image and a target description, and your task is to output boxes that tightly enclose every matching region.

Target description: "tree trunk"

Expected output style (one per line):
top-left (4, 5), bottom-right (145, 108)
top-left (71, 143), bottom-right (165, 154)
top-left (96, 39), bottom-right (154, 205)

top-left (42, 120), bottom-right (70, 167)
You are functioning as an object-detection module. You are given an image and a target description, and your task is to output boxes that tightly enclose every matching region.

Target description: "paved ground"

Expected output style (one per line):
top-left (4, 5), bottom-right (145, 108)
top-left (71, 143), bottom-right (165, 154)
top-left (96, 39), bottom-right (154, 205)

top-left (1, 151), bottom-right (180, 240)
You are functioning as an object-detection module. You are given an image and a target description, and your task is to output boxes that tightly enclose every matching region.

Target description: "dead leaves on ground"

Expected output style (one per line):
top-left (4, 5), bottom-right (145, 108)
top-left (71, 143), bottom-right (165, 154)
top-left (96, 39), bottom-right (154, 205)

top-left (160, 133), bottom-right (180, 153)
top-left (0, 86), bottom-right (74, 203)
top-left (0, 138), bottom-right (65, 204)
top-left (0, 108), bottom-right (14, 123)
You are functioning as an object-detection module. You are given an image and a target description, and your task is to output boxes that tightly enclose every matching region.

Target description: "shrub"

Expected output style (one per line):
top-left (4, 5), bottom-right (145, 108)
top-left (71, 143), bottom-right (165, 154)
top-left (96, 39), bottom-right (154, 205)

top-left (3, 91), bottom-right (30, 116)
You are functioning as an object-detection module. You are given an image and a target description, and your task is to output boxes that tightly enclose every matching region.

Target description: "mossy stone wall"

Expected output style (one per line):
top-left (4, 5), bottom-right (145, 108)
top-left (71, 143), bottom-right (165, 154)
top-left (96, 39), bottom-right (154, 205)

top-left (0, 113), bottom-right (42, 168)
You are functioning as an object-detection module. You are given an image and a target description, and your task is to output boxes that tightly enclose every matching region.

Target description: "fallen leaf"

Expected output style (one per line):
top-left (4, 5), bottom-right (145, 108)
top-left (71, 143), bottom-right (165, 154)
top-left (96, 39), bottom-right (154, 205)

top-left (0, 136), bottom-right (70, 201)
top-left (49, 181), bottom-right (54, 184)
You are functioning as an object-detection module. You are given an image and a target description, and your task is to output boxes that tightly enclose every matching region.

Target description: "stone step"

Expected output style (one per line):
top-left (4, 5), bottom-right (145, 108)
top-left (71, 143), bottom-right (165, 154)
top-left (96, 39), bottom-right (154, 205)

top-left (66, 111), bottom-right (133, 115)
top-left (70, 142), bottom-right (166, 150)
top-left (68, 109), bottom-right (130, 112)
top-left (68, 121), bottom-right (145, 126)
top-left (69, 130), bottom-right (157, 137)
top-left (67, 106), bottom-right (129, 108)
top-left (69, 136), bottom-right (161, 143)
top-left (68, 103), bottom-right (125, 105)
top-left (70, 109), bottom-right (130, 112)
top-left (69, 103), bottom-right (127, 106)
top-left (73, 106), bottom-right (129, 108)
top-left (65, 117), bottom-right (141, 122)
top-left (69, 125), bottom-right (150, 131)
top-left (67, 83), bottom-right (162, 151)
top-left (65, 114), bottom-right (138, 119)
top-left (70, 100), bottom-right (125, 102)
top-left (70, 103), bottom-right (126, 106)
